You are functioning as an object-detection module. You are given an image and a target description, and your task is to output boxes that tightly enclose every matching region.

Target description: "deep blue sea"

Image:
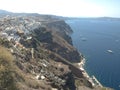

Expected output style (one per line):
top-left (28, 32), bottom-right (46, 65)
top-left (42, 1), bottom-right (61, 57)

top-left (66, 19), bottom-right (120, 90)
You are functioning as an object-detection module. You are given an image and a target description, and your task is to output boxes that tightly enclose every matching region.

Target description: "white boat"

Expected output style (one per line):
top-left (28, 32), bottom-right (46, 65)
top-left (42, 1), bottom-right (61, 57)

top-left (107, 50), bottom-right (113, 53)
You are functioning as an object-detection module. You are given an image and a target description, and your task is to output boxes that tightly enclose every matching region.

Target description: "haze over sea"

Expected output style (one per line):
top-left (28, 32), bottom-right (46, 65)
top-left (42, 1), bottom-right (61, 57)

top-left (66, 18), bottom-right (120, 90)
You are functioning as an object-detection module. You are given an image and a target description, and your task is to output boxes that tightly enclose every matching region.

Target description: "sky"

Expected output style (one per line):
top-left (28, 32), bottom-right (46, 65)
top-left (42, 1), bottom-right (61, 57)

top-left (0, 0), bottom-right (120, 17)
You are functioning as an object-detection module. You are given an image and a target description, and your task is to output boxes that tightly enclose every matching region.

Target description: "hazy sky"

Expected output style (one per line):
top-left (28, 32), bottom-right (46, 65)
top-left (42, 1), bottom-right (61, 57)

top-left (0, 0), bottom-right (120, 17)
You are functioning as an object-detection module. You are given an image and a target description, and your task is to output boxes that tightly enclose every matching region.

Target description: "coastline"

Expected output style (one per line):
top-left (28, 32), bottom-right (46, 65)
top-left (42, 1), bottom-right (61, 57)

top-left (65, 20), bottom-right (103, 88)
top-left (76, 55), bottom-right (103, 88)
top-left (66, 19), bottom-right (114, 90)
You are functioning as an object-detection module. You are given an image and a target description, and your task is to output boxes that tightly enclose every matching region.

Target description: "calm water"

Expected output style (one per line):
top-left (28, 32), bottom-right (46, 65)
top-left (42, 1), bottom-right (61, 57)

top-left (66, 19), bottom-right (120, 90)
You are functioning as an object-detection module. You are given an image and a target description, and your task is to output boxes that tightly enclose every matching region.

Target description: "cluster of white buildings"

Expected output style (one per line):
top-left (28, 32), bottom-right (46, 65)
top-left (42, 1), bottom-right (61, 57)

top-left (0, 15), bottom-right (42, 48)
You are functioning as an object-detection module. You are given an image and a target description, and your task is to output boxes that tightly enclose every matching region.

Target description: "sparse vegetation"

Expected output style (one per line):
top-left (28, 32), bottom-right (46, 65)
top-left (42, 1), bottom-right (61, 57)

top-left (0, 14), bottom-right (113, 90)
top-left (0, 46), bottom-right (18, 90)
top-left (0, 38), bottom-right (11, 48)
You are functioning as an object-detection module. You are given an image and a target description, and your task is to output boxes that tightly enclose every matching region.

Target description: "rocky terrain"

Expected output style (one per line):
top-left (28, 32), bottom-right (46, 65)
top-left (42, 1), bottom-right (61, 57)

top-left (0, 13), bottom-right (113, 90)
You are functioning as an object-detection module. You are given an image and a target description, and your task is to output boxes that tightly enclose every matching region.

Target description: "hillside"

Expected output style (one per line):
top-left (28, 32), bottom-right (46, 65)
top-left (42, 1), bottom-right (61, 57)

top-left (0, 13), bottom-right (113, 90)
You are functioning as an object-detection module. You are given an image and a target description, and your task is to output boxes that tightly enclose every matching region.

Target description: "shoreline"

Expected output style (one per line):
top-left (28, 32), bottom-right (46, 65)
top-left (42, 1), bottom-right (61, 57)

top-left (77, 55), bottom-right (103, 87)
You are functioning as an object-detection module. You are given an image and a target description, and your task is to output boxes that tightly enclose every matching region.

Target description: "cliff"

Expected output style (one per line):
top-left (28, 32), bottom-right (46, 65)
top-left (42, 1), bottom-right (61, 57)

top-left (0, 15), bottom-right (113, 90)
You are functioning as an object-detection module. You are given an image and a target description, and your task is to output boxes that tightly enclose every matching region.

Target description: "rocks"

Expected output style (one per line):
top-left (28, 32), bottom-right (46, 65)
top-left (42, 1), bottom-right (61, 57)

top-left (40, 75), bottom-right (45, 80)
top-left (33, 24), bottom-right (81, 63)
top-left (35, 74), bottom-right (40, 80)
top-left (0, 15), bottom-right (100, 90)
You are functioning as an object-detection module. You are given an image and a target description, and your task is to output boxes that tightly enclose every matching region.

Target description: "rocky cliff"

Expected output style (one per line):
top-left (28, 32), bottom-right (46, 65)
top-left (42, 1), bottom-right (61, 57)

top-left (0, 15), bottom-right (112, 90)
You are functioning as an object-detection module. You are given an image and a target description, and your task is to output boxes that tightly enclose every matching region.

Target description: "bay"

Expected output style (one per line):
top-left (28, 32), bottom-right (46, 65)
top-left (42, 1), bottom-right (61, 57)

top-left (66, 19), bottom-right (120, 90)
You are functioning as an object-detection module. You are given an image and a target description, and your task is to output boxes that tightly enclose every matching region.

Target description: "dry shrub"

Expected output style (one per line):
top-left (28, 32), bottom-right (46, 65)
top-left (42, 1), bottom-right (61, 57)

top-left (0, 46), bottom-right (18, 90)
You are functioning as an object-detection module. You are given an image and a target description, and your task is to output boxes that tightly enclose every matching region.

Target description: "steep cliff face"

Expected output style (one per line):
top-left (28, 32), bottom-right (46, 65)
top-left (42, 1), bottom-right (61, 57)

top-left (0, 15), bottom-right (83, 90)
top-left (0, 15), bottom-right (112, 90)
top-left (45, 20), bottom-right (73, 44)
top-left (39, 20), bottom-right (81, 63)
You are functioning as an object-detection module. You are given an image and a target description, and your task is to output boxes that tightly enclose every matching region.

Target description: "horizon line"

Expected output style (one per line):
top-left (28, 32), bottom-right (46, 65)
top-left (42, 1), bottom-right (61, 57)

top-left (0, 9), bottom-right (120, 18)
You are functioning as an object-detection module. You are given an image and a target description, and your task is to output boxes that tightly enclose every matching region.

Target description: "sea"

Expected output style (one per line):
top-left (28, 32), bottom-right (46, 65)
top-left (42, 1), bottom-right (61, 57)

top-left (66, 18), bottom-right (120, 90)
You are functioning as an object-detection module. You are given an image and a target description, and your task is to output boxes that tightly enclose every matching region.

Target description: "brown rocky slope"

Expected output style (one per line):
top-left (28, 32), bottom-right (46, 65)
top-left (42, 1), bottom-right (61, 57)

top-left (0, 15), bottom-right (113, 90)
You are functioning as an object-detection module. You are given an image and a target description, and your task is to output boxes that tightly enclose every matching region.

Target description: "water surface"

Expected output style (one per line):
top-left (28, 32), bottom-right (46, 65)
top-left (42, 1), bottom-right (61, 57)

top-left (66, 19), bottom-right (120, 90)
